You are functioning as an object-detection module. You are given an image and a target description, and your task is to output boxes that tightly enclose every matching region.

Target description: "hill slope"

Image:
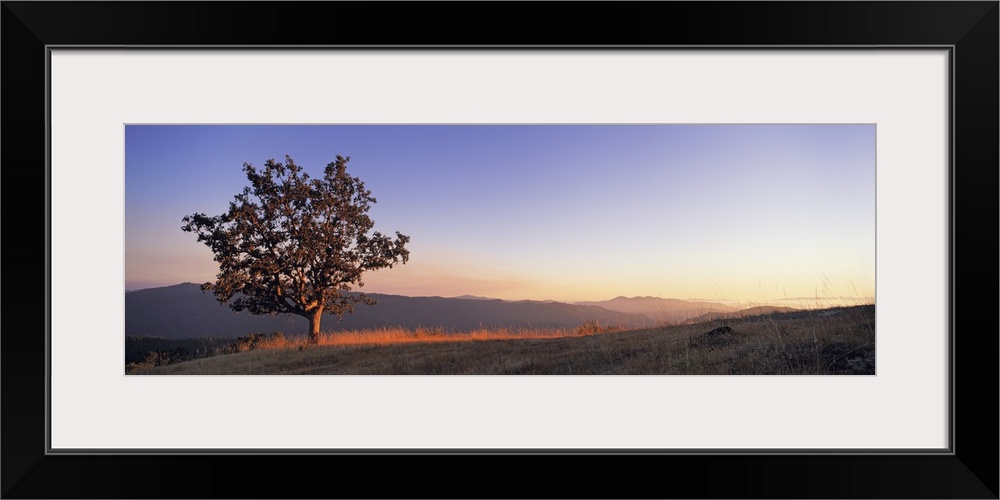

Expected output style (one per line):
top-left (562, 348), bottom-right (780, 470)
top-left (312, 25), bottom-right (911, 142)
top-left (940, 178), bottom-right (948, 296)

top-left (136, 305), bottom-right (876, 375)
top-left (685, 306), bottom-right (800, 324)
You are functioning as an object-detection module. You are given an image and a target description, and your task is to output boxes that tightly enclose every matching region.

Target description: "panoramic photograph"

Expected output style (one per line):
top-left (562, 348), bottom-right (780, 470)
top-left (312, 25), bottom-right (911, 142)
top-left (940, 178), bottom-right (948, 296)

top-left (124, 124), bottom-right (875, 375)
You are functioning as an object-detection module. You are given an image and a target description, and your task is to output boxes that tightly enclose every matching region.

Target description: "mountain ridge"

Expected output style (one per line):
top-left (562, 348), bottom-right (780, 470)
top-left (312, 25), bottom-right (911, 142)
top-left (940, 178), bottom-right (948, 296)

top-left (125, 283), bottom-right (660, 338)
top-left (573, 295), bottom-right (739, 323)
top-left (125, 283), bottom-right (774, 339)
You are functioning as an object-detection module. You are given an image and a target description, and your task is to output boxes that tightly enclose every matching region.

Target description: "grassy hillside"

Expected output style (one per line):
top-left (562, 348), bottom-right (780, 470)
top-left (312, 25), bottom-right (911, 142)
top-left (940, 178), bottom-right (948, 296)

top-left (685, 306), bottom-right (801, 324)
top-left (132, 305), bottom-right (874, 375)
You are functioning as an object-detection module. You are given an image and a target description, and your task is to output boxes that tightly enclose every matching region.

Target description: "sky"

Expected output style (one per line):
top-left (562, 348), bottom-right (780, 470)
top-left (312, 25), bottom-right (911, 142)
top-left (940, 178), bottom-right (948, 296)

top-left (124, 124), bottom-right (875, 306)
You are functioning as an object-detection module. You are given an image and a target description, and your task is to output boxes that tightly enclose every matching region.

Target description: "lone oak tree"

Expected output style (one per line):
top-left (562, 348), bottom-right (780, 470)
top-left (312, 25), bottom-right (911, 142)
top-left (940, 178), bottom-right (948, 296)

top-left (182, 155), bottom-right (410, 344)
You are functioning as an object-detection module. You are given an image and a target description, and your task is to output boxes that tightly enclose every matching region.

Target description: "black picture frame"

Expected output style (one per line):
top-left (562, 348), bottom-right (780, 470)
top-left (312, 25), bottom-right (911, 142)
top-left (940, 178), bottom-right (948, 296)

top-left (3, 2), bottom-right (996, 498)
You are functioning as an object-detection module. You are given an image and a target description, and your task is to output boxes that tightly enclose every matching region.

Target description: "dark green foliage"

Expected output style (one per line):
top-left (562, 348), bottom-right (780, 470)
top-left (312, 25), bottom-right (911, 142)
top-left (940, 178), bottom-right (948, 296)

top-left (125, 336), bottom-right (238, 373)
top-left (125, 333), bottom-right (294, 372)
top-left (182, 155), bottom-right (410, 342)
top-left (125, 336), bottom-right (235, 364)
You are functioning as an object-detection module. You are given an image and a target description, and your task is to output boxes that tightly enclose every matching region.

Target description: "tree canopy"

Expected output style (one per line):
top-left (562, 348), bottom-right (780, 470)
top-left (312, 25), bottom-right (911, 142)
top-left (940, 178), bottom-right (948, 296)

top-left (182, 155), bottom-right (410, 343)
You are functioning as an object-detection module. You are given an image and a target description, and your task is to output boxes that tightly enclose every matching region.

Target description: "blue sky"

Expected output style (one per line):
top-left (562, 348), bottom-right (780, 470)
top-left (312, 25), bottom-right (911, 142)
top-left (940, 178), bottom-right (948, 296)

top-left (125, 124), bottom-right (875, 305)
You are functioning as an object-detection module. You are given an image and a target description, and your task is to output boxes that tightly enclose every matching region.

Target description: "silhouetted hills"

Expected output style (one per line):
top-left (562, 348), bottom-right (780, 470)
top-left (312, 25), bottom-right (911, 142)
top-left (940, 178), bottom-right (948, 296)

top-left (124, 283), bottom-right (658, 339)
top-left (450, 295), bottom-right (501, 301)
top-left (574, 296), bottom-right (738, 324)
top-left (124, 284), bottom-right (798, 339)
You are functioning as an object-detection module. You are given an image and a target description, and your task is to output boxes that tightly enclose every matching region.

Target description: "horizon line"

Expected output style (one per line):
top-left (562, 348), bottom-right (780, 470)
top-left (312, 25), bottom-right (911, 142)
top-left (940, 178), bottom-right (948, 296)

top-left (124, 282), bottom-right (874, 309)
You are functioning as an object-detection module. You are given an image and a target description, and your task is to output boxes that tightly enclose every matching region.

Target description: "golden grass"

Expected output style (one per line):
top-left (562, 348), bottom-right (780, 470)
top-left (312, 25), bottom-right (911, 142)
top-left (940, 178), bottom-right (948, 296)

top-left (315, 326), bottom-right (593, 346)
top-left (135, 305), bottom-right (874, 375)
top-left (209, 325), bottom-right (598, 354)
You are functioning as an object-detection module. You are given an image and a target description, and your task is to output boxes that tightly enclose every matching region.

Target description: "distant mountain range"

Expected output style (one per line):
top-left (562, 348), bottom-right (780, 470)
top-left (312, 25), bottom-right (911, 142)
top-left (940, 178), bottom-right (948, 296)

top-left (124, 284), bottom-right (795, 339)
top-left (450, 295), bottom-right (500, 301)
top-left (124, 283), bottom-right (652, 338)
top-left (574, 296), bottom-right (739, 324)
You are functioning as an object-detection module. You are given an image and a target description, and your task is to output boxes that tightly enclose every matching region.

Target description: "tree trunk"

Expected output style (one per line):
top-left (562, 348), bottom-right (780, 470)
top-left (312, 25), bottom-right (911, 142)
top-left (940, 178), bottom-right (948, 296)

top-left (308, 308), bottom-right (323, 344)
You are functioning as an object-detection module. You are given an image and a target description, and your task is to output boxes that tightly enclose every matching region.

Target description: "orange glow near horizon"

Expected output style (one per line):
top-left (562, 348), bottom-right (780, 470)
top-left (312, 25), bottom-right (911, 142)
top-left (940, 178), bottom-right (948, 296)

top-left (359, 258), bottom-right (874, 308)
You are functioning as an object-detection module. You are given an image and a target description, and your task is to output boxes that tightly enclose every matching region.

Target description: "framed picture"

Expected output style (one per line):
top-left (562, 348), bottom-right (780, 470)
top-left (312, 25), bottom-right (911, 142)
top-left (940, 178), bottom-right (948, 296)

top-left (4, 2), bottom-right (996, 498)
